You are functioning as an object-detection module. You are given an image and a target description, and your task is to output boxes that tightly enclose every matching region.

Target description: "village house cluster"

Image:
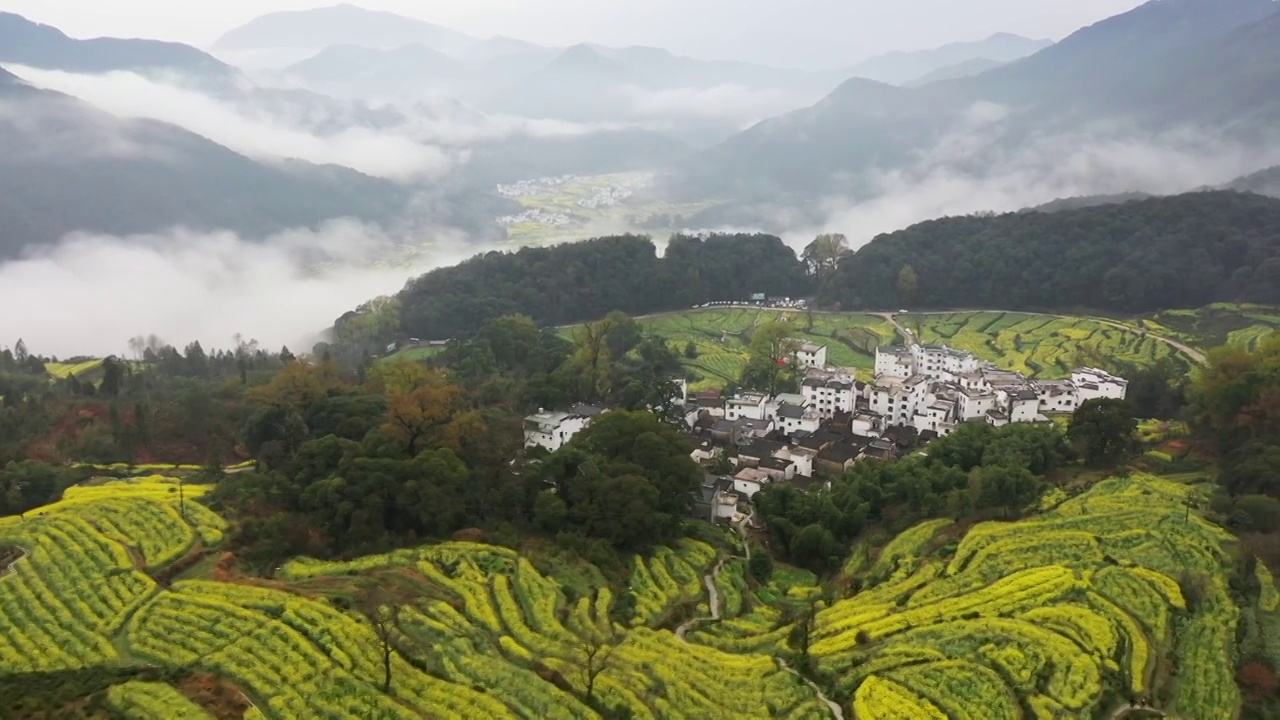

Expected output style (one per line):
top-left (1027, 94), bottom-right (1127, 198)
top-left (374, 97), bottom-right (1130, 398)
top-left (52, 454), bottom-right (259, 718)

top-left (523, 340), bottom-right (1127, 522)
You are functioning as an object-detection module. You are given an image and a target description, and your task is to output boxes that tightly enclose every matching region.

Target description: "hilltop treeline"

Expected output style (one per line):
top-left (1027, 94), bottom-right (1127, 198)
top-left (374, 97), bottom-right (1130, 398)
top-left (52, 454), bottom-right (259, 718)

top-left (397, 233), bottom-right (811, 340)
top-left (820, 191), bottom-right (1280, 312)
top-left (342, 190), bottom-right (1280, 349)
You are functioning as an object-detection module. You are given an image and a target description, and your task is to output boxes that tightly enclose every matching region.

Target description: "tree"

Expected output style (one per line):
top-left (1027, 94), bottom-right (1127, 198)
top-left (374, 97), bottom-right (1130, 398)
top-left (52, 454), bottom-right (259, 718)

top-left (1069, 398), bottom-right (1138, 468)
top-left (382, 382), bottom-right (465, 455)
top-left (896, 264), bottom-right (918, 305)
top-left (802, 233), bottom-right (851, 277)
top-left (748, 549), bottom-right (773, 583)
top-left (357, 587), bottom-right (400, 692)
top-left (577, 627), bottom-right (619, 703)
top-left (683, 341), bottom-right (698, 359)
top-left (100, 356), bottom-right (124, 397)
top-left (741, 321), bottom-right (799, 395)
top-left (789, 523), bottom-right (839, 572)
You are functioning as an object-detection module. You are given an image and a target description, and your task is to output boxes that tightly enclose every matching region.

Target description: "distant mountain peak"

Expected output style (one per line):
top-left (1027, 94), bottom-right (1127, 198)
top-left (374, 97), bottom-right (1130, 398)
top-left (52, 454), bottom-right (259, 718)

top-left (0, 11), bottom-right (235, 81)
top-left (212, 4), bottom-right (479, 54)
top-left (848, 32), bottom-right (1053, 85)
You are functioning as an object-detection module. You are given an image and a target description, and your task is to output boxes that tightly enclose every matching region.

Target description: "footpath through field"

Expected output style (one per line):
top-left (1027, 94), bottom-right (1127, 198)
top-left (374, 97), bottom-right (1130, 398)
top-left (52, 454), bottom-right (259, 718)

top-left (674, 511), bottom-right (846, 720)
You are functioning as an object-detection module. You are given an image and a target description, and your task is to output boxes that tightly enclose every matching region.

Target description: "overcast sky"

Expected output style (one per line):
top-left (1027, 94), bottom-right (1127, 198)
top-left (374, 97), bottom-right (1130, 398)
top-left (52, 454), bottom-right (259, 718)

top-left (4, 0), bottom-right (1148, 67)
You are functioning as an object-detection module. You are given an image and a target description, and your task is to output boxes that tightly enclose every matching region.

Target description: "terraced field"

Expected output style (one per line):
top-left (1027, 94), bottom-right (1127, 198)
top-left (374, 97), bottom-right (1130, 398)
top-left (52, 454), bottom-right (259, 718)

top-left (1, 470), bottom-right (1261, 718)
top-left (624, 308), bottom-right (1185, 389)
top-left (1142, 303), bottom-right (1280, 353)
top-left (812, 473), bottom-right (1242, 719)
top-left (631, 309), bottom-right (898, 389)
top-left (44, 358), bottom-right (105, 380)
top-left (903, 312), bottom-right (1187, 378)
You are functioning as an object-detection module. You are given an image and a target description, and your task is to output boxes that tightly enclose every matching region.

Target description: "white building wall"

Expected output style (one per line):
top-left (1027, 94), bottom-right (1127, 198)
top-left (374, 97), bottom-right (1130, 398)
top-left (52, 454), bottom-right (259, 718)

top-left (1010, 398), bottom-right (1040, 424)
top-left (733, 477), bottom-right (764, 498)
top-left (875, 349), bottom-right (915, 378)
top-left (796, 345), bottom-right (828, 369)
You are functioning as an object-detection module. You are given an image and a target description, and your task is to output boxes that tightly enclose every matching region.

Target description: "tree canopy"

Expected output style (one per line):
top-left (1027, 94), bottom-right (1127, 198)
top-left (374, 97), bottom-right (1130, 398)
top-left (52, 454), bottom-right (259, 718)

top-left (392, 233), bottom-right (811, 341)
top-left (821, 191), bottom-right (1280, 312)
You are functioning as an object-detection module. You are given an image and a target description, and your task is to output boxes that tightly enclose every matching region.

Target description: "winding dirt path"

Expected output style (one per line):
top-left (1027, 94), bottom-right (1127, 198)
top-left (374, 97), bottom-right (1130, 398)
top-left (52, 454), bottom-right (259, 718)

top-left (673, 512), bottom-right (847, 719)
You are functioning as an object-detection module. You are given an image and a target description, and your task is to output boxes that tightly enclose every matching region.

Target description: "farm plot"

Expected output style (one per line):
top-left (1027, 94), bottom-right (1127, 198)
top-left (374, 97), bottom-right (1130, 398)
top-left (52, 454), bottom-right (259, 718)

top-left (1147, 303), bottom-right (1280, 352)
top-left (3, 480), bottom-right (833, 719)
top-left (628, 309), bottom-right (897, 389)
top-left (755, 473), bottom-right (1237, 719)
top-left (906, 312), bottom-right (1184, 378)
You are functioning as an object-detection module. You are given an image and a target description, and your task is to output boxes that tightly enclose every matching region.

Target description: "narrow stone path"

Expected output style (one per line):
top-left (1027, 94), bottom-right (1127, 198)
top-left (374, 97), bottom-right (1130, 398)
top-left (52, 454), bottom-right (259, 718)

top-left (674, 512), bottom-right (846, 719)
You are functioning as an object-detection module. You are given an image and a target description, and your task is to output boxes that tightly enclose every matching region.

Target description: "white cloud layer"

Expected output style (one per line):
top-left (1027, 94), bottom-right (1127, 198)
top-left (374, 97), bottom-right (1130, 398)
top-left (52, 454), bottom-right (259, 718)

top-left (784, 109), bottom-right (1280, 249)
top-left (5, 65), bottom-right (455, 180)
top-left (621, 84), bottom-right (799, 125)
top-left (0, 220), bottom-right (485, 358)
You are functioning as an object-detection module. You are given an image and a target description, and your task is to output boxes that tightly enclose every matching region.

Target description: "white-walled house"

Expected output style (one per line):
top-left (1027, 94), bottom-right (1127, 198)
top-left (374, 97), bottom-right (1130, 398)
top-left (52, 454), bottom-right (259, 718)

top-left (850, 411), bottom-right (885, 438)
top-left (875, 347), bottom-right (914, 377)
top-left (802, 371), bottom-right (857, 418)
top-left (795, 343), bottom-right (828, 369)
top-left (911, 344), bottom-right (981, 382)
top-left (766, 393), bottom-right (807, 422)
top-left (726, 392), bottom-right (769, 421)
top-left (1072, 368), bottom-right (1129, 403)
top-left (732, 467), bottom-right (770, 498)
top-left (872, 347), bottom-right (1128, 431)
top-left (777, 404), bottom-right (822, 436)
top-left (524, 411), bottom-right (592, 452)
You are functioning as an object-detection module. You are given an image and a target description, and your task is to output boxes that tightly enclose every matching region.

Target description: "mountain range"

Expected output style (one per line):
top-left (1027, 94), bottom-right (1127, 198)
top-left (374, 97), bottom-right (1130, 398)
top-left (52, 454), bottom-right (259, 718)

top-left (225, 4), bottom-right (1049, 127)
top-left (0, 70), bottom-right (406, 261)
top-left (0, 12), bottom-right (236, 86)
top-left (3, 0), bottom-right (1280, 262)
top-left (846, 33), bottom-right (1052, 85)
top-left (674, 0), bottom-right (1280, 205)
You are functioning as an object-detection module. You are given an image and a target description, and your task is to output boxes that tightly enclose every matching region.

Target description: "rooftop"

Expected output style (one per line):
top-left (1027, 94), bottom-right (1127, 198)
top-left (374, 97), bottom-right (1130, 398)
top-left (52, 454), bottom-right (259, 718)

top-left (818, 443), bottom-right (861, 464)
top-left (525, 411), bottom-right (570, 428)
top-left (569, 403), bottom-right (608, 418)
top-left (759, 457), bottom-right (794, 472)
top-left (778, 404), bottom-right (806, 420)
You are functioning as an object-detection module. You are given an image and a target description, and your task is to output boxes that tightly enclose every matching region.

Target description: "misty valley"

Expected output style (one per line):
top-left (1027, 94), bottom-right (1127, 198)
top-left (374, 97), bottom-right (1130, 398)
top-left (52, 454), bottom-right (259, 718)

top-left (4, 1), bottom-right (1280, 719)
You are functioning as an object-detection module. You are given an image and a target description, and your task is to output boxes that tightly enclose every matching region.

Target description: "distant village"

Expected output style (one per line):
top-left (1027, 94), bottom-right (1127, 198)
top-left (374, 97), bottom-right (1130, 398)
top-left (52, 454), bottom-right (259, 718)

top-left (525, 336), bottom-right (1128, 524)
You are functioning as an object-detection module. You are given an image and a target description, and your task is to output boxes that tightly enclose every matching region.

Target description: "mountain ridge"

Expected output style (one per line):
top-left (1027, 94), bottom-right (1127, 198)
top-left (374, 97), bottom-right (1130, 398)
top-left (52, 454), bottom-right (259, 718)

top-left (0, 12), bottom-right (236, 82)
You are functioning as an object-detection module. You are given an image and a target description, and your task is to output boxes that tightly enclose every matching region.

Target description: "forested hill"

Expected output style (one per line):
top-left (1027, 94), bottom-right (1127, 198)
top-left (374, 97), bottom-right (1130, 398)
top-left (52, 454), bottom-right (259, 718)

top-left (398, 233), bottom-right (810, 339)
top-left (820, 190), bottom-right (1280, 313)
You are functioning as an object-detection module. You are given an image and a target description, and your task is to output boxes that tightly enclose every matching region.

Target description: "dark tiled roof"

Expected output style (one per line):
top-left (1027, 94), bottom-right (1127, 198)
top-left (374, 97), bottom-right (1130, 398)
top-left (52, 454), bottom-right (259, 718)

top-left (818, 444), bottom-right (861, 464)
top-left (778, 404), bottom-right (806, 419)
top-left (742, 439), bottom-right (786, 458)
top-left (759, 457), bottom-right (794, 471)
top-left (570, 403), bottom-right (608, 417)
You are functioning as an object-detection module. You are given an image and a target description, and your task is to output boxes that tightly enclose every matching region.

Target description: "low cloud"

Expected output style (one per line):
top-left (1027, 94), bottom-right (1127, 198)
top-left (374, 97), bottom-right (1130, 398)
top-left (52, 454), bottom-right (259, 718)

top-left (5, 65), bottom-right (456, 181)
top-left (787, 109), bottom-right (1280, 249)
top-left (5, 65), bottom-right (647, 181)
top-left (621, 84), bottom-right (800, 125)
top-left (0, 220), bottom-right (489, 359)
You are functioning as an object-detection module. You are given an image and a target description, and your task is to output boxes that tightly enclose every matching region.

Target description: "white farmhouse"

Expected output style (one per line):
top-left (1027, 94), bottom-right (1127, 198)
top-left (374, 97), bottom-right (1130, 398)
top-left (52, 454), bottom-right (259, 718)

top-left (523, 405), bottom-right (607, 452)
top-left (872, 346), bottom-right (1128, 433)
top-left (801, 368), bottom-right (857, 418)
top-left (795, 342), bottom-right (828, 369)
top-left (725, 392), bottom-right (769, 421)
top-left (875, 346), bottom-right (914, 377)
top-left (1072, 368), bottom-right (1129, 403)
top-left (776, 403), bottom-right (822, 436)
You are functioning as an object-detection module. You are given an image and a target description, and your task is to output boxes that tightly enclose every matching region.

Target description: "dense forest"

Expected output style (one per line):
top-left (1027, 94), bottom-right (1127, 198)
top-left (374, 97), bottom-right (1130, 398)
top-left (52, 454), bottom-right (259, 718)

top-left (820, 191), bottom-right (1280, 312)
top-left (395, 233), bottom-right (811, 340)
top-left (340, 191), bottom-right (1280, 358)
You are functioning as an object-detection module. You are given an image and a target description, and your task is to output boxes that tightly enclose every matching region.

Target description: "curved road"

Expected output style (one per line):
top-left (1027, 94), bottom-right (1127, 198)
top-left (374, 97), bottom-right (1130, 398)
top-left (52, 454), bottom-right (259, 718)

top-left (875, 310), bottom-right (1206, 365)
